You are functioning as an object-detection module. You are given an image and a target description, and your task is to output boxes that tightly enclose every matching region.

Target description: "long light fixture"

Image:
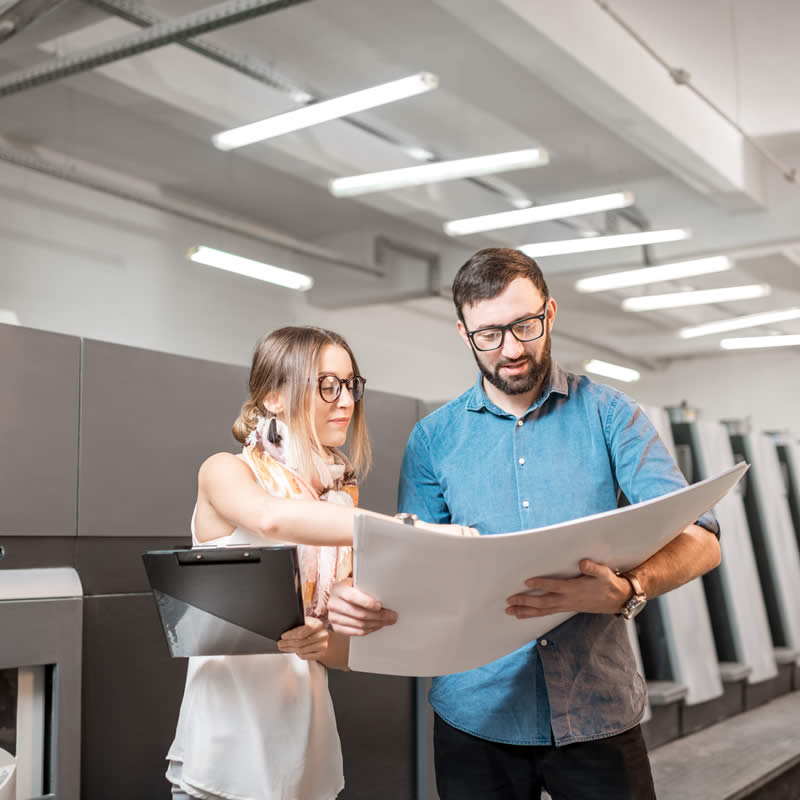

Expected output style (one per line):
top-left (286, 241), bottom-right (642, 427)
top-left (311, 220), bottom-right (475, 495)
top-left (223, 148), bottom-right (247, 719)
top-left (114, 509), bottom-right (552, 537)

top-left (622, 284), bottom-right (771, 312)
top-left (444, 191), bottom-right (634, 236)
top-left (721, 335), bottom-right (800, 350)
top-left (679, 308), bottom-right (800, 339)
top-left (576, 255), bottom-right (731, 293)
top-left (188, 246), bottom-right (313, 291)
top-left (584, 359), bottom-right (641, 382)
top-left (213, 72), bottom-right (439, 151)
top-left (519, 228), bottom-right (690, 258)
top-left (329, 148), bottom-right (549, 198)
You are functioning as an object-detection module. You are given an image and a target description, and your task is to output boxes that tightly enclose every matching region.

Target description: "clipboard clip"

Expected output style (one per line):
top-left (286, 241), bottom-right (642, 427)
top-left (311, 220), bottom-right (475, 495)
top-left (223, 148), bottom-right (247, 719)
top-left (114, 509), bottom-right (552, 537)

top-left (394, 513), bottom-right (419, 526)
top-left (176, 549), bottom-right (262, 565)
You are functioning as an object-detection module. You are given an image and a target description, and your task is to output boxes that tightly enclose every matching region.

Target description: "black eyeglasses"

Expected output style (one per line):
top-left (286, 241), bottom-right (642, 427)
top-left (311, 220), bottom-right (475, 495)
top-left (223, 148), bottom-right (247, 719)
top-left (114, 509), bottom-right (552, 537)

top-left (318, 374), bottom-right (366, 404)
top-left (466, 303), bottom-right (549, 352)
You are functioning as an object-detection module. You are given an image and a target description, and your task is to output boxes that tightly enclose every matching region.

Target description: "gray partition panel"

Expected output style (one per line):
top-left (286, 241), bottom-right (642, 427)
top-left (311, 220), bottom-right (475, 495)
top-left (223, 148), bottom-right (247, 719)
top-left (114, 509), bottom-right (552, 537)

top-left (2, 597), bottom-right (82, 800)
top-left (0, 536), bottom-right (77, 571)
top-left (75, 536), bottom-right (191, 595)
top-left (0, 323), bottom-right (80, 536)
top-left (328, 670), bottom-right (415, 800)
top-left (358, 390), bottom-right (421, 515)
top-left (82, 594), bottom-right (188, 800)
top-left (79, 340), bottom-right (248, 536)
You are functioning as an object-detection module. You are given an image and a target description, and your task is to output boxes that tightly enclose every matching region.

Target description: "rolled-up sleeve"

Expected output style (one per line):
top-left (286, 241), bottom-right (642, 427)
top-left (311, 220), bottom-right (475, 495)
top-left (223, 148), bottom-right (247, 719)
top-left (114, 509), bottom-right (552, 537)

top-left (605, 393), bottom-right (720, 537)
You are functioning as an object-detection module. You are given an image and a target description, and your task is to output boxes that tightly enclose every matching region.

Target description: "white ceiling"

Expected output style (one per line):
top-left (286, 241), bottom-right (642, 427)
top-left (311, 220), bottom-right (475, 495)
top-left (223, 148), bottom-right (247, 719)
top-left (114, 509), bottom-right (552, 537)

top-left (2, 0), bottom-right (800, 373)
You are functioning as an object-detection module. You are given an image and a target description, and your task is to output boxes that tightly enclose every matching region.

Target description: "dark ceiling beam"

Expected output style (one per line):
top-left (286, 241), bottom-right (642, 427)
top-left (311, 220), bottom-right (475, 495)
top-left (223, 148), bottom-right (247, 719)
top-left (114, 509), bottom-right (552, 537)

top-left (0, 0), bottom-right (311, 97)
top-left (82, 0), bottom-right (303, 96)
top-left (0, 0), bottom-right (68, 44)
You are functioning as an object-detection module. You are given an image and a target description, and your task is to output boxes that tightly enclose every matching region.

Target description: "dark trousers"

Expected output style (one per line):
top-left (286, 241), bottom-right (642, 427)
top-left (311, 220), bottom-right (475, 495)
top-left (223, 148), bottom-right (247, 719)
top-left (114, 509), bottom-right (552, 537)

top-left (433, 715), bottom-right (657, 800)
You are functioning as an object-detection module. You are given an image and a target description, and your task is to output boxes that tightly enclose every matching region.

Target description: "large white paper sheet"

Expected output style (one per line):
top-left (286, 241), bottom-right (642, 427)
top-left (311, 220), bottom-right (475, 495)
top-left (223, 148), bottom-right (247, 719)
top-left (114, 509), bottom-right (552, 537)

top-left (349, 462), bottom-right (748, 676)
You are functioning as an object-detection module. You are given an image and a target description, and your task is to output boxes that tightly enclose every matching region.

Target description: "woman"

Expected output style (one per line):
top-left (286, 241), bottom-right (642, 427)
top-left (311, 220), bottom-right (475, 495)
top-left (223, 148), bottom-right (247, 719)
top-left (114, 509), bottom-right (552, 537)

top-left (166, 326), bottom-right (469, 800)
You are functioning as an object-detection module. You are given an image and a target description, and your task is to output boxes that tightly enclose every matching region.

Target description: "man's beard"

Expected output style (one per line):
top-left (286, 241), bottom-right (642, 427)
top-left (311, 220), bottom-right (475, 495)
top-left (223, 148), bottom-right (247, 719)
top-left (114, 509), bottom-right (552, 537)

top-left (472, 328), bottom-right (552, 396)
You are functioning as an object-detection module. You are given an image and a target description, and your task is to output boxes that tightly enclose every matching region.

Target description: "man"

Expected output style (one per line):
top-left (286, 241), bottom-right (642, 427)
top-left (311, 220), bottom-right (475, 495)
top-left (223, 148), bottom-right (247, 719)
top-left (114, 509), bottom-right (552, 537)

top-left (329, 248), bottom-right (720, 799)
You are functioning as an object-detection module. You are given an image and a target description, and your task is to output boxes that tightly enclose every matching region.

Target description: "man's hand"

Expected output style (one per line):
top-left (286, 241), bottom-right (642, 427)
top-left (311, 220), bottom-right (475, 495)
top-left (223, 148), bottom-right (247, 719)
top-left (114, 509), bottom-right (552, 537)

top-left (278, 616), bottom-right (328, 660)
top-left (505, 560), bottom-right (631, 618)
top-left (327, 578), bottom-right (398, 636)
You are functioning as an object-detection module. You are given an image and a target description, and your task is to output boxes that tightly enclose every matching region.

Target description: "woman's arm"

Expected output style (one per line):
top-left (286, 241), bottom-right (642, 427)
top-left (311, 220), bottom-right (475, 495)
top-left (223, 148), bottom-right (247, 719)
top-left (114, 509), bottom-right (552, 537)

top-left (196, 452), bottom-right (364, 545)
top-left (318, 631), bottom-right (350, 670)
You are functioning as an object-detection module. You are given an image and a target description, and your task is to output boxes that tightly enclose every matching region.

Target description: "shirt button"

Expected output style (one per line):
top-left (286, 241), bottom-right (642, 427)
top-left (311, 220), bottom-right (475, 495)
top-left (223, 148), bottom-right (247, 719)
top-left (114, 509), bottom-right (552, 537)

top-left (517, 419), bottom-right (524, 427)
top-left (522, 500), bottom-right (530, 508)
top-left (518, 458), bottom-right (526, 465)
top-left (540, 639), bottom-right (548, 646)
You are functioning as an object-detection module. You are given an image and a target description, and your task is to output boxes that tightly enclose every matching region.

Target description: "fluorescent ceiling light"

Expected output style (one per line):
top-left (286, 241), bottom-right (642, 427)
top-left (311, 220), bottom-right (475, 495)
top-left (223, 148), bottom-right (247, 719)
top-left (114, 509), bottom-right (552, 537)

top-left (519, 228), bottom-right (690, 258)
top-left (213, 72), bottom-right (439, 151)
top-left (445, 192), bottom-right (634, 236)
top-left (576, 255), bottom-right (731, 293)
top-left (679, 307), bottom-right (800, 339)
top-left (188, 246), bottom-right (313, 291)
top-left (405, 146), bottom-right (435, 161)
top-left (329, 148), bottom-right (549, 198)
top-left (584, 359), bottom-right (640, 382)
top-left (622, 284), bottom-right (771, 312)
top-left (721, 335), bottom-right (800, 350)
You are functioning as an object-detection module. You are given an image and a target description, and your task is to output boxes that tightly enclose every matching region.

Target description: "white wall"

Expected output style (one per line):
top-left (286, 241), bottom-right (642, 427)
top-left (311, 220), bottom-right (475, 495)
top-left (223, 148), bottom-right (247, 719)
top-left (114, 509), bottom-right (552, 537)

top-left (632, 350), bottom-right (799, 437)
top-left (2, 160), bottom-right (797, 434)
top-left (0, 161), bottom-right (474, 404)
top-left (591, 350), bottom-right (798, 438)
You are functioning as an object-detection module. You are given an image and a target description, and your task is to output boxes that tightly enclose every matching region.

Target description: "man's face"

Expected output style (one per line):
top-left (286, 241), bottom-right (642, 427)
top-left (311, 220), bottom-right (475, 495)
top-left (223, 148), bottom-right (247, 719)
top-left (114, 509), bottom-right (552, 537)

top-left (457, 277), bottom-right (556, 397)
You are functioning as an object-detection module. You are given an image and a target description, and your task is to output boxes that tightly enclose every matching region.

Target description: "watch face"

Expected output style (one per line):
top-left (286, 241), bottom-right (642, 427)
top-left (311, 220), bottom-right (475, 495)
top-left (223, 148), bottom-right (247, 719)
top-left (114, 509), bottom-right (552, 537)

top-left (622, 595), bottom-right (647, 620)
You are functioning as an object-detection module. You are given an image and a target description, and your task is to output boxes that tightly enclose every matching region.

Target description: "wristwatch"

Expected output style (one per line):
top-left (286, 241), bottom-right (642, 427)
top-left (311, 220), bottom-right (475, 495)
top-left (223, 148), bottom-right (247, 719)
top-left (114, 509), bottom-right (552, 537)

top-left (617, 570), bottom-right (647, 620)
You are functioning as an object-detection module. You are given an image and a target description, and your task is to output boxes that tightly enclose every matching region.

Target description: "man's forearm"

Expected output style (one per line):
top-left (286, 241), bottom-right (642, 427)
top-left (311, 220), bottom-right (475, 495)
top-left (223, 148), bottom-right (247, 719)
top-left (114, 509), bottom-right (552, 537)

top-left (628, 524), bottom-right (721, 599)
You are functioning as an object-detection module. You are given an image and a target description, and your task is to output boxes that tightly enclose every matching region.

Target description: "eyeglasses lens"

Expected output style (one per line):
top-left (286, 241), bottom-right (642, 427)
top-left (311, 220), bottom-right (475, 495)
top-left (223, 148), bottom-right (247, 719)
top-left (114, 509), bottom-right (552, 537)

top-left (318, 376), bottom-right (365, 403)
top-left (472, 317), bottom-right (544, 351)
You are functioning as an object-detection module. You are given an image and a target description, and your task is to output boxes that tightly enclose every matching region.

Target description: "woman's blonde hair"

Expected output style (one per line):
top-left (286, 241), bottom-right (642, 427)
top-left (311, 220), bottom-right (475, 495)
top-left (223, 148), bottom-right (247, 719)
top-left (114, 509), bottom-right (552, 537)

top-left (233, 326), bottom-right (372, 479)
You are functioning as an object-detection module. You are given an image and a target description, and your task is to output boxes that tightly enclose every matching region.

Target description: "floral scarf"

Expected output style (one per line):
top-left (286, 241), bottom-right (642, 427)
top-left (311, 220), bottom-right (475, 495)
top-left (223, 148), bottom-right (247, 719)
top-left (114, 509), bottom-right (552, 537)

top-left (243, 418), bottom-right (355, 619)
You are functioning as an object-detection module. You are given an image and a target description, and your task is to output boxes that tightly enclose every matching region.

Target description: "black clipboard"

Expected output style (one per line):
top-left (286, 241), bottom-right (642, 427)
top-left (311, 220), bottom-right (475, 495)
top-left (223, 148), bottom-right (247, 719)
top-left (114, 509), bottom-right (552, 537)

top-left (142, 546), bottom-right (304, 657)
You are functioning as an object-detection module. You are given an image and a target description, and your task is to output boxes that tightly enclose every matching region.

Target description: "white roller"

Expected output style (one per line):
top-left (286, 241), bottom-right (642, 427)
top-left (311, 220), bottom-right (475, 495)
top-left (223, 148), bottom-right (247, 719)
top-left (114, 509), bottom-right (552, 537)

top-left (640, 406), bottom-right (724, 705)
top-left (0, 747), bottom-right (15, 800)
top-left (739, 433), bottom-right (800, 650)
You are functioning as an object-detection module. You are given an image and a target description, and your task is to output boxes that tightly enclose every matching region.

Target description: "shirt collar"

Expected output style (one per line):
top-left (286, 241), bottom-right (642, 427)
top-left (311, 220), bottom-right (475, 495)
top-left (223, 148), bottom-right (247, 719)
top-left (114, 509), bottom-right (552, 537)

top-left (466, 361), bottom-right (570, 417)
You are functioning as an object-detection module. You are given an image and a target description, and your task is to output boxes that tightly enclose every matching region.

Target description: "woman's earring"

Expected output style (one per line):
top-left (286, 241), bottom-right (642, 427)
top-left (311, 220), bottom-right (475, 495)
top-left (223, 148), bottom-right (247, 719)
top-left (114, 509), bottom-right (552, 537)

top-left (267, 415), bottom-right (281, 445)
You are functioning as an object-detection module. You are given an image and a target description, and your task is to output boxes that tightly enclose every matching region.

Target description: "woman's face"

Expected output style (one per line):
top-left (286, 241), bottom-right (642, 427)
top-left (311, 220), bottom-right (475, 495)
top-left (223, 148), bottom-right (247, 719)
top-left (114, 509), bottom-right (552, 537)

top-left (313, 344), bottom-right (357, 448)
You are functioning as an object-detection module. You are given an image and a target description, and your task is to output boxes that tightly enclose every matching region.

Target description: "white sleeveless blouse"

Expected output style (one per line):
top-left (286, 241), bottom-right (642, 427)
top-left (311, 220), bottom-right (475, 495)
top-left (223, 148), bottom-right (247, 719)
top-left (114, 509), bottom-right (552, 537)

top-left (165, 462), bottom-right (344, 800)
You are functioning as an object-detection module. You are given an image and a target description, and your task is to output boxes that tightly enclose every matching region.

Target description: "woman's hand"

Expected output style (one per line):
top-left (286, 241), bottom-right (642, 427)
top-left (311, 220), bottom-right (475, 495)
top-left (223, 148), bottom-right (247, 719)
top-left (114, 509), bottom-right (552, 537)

top-left (327, 578), bottom-right (398, 636)
top-left (414, 521), bottom-right (480, 537)
top-left (278, 617), bottom-right (329, 660)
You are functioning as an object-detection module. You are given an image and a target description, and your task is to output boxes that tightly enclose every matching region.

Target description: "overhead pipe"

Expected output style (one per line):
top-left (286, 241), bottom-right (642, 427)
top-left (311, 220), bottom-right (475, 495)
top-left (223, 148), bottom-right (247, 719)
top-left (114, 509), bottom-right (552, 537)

top-left (374, 235), bottom-right (442, 302)
top-left (0, 137), bottom-right (383, 277)
top-left (0, 0), bottom-right (67, 44)
top-left (0, 0), bottom-right (312, 98)
top-left (595, 0), bottom-right (799, 186)
top-left (82, 0), bottom-right (306, 98)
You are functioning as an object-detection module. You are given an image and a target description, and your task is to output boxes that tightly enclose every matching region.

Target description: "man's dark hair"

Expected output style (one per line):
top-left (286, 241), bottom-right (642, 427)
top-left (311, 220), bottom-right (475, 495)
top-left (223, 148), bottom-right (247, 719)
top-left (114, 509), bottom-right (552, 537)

top-left (451, 248), bottom-right (549, 323)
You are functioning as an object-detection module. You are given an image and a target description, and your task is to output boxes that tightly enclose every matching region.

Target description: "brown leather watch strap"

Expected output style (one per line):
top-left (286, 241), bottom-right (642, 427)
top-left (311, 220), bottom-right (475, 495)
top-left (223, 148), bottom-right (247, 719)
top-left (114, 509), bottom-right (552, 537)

top-left (622, 571), bottom-right (645, 598)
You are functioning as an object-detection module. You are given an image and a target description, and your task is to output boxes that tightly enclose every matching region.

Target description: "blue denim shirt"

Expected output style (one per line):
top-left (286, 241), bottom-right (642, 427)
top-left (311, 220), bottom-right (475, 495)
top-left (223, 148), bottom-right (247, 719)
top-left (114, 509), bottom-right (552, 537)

top-left (398, 363), bottom-right (719, 746)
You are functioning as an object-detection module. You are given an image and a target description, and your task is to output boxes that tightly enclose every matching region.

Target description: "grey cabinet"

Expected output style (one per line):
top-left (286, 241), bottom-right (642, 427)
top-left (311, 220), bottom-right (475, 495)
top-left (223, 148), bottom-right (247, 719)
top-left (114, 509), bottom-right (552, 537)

top-left (78, 339), bottom-right (248, 536)
top-left (0, 323), bottom-right (80, 536)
